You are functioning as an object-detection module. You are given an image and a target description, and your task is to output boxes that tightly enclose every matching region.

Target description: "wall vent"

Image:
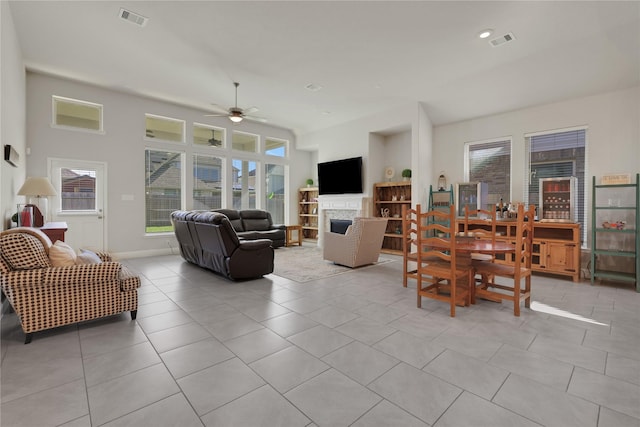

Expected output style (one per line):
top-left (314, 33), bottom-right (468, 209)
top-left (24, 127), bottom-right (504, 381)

top-left (119, 8), bottom-right (148, 27)
top-left (489, 32), bottom-right (516, 47)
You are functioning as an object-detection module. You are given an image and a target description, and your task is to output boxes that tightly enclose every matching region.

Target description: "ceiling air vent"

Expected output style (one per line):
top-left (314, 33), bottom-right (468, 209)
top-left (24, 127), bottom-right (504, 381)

top-left (119, 8), bottom-right (148, 27)
top-left (489, 32), bottom-right (515, 47)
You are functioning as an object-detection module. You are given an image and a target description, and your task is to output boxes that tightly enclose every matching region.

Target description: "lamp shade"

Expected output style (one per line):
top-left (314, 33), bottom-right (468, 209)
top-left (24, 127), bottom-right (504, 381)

top-left (17, 177), bottom-right (57, 196)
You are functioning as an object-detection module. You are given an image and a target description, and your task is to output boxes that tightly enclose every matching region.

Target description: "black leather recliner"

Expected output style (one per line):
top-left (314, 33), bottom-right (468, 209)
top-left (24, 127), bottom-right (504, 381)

top-left (171, 210), bottom-right (274, 280)
top-left (213, 209), bottom-right (286, 248)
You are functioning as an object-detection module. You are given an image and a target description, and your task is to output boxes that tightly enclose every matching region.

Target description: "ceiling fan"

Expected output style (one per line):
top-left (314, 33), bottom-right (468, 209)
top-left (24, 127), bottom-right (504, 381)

top-left (205, 82), bottom-right (266, 123)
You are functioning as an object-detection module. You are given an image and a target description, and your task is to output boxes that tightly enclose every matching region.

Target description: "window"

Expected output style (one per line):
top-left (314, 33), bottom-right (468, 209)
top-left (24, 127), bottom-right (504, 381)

top-left (60, 168), bottom-right (96, 211)
top-left (232, 159), bottom-right (257, 209)
top-left (145, 114), bottom-right (185, 143)
top-left (193, 123), bottom-right (225, 148)
top-left (265, 137), bottom-right (287, 157)
top-left (145, 149), bottom-right (184, 233)
top-left (52, 96), bottom-right (103, 132)
top-left (525, 128), bottom-right (587, 243)
top-left (232, 131), bottom-right (258, 153)
top-left (193, 154), bottom-right (223, 210)
top-left (265, 163), bottom-right (285, 223)
top-left (464, 139), bottom-right (511, 206)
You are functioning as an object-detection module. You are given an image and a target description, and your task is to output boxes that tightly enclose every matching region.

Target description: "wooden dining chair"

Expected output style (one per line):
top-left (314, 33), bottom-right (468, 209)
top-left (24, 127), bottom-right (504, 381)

top-left (416, 204), bottom-right (471, 317)
top-left (473, 204), bottom-right (535, 316)
top-left (464, 205), bottom-right (497, 301)
top-left (402, 204), bottom-right (418, 287)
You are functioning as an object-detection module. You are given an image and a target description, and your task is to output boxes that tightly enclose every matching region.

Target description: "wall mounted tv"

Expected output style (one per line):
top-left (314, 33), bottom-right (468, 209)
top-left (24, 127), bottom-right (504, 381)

top-left (317, 156), bottom-right (363, 195)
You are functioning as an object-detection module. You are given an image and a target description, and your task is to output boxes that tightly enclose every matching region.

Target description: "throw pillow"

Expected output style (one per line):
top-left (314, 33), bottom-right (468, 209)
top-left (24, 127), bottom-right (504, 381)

top-left (49, 241), bottom-right (77, 267)
top-left (75, 249), bottom-right (102, 265)
top-left (0, 233), bottom-right (52, 270)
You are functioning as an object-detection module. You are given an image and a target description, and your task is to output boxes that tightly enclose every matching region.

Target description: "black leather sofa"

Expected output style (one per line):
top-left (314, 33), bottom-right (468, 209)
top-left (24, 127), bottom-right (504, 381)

top-left (213, 209), bottom-right (286, 248)
top-left (171, 210), bottom-right (274, 280)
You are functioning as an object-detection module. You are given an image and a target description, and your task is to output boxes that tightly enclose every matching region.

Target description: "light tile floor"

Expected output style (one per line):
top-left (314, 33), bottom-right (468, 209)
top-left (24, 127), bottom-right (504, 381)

top-left (2, 249), bottom-right (640, 426)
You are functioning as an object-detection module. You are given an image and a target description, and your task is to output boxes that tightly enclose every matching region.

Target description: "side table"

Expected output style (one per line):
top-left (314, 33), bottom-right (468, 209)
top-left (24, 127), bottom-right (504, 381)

top-left (40, 222), bottom-right (68, 243)
top-left (285, 225), bottom-right (303, 247)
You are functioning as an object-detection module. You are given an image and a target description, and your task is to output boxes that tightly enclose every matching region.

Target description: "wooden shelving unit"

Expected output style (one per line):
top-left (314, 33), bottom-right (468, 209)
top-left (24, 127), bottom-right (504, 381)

top-left (373, 181), bottom-right (411, 254)
top-left (591, 174), bottom-right (639, 290)
top-left (298, 187), bottom-right (319, 240)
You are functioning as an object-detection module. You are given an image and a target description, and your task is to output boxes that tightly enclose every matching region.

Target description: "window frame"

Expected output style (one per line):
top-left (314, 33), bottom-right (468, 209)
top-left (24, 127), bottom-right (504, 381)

top-left (264, 137), bottom-right (289, 158)
top-left (144, 148), bottom-right (186, 235)
top-left (463, 137), bottom-right (512, 206)
top-left (144, 114), bottom-right (186, 144)
top-left (193, 122), bottom-right (226, 149)
top-left (231, 130), bottom-right (259, 153)
top-left (51, 95), bottom-right (104, 134)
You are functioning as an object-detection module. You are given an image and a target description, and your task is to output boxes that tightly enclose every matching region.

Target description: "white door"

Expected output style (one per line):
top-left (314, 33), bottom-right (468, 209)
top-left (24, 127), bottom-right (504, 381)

top-left (49, 159), bottom-right (106, 252)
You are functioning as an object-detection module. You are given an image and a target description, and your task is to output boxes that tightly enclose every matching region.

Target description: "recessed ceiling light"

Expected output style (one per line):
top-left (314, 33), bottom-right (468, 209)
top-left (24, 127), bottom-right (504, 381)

top-left (478, 29), bottom-right (493, 39)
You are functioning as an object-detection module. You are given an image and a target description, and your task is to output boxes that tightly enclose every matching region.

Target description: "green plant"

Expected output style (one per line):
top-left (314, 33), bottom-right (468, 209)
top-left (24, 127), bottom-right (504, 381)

top-left (306, 178), bottom-right (314, 186)
top-left (401, 169), bottom-right (412, 178)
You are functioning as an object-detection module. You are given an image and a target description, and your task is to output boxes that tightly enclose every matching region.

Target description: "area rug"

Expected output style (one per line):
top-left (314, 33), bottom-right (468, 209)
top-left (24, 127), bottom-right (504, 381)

top-left (273, 245), bottom-right (392, 283)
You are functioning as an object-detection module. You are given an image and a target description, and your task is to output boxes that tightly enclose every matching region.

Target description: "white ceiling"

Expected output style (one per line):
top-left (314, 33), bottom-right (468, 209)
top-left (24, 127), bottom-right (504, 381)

top-left (8, 1), bottom-right (640, 136)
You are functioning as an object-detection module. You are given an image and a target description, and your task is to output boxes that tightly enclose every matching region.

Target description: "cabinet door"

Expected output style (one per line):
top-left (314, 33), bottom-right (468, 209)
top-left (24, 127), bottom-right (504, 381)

top-left (546, 242), bottom-right (576, 272)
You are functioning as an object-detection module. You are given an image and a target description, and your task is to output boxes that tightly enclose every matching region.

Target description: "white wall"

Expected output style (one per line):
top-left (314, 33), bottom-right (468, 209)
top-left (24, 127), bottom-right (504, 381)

top-left (26, 73), bottom-right (309, 255)
top-left (298, 102), bottom-right (433, 209)
top-left (434, 85), bottom-right (640, 246)
top-left (0, 2), bottom-right (27, 230)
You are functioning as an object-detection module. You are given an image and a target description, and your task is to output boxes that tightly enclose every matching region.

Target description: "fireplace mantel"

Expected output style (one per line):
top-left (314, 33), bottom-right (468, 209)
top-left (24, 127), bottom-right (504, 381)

top-left (317, 194), bottom-right (371, 247)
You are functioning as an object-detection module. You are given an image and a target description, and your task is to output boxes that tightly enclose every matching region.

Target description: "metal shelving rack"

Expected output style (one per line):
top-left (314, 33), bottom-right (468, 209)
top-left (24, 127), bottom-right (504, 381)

top-left (590, 174), bottom-right (639, 290)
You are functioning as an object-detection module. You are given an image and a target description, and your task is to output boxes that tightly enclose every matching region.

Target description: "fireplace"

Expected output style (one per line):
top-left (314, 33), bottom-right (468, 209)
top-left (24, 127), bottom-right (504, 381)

top-left (317, 194), bottom-right (370, 247)
top-left (330, 219), bottom-right (352, 234)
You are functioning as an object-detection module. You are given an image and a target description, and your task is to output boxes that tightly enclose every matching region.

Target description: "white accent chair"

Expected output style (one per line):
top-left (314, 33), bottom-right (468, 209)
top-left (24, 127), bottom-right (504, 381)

top-left (322, 217), bottom-right (388, 268)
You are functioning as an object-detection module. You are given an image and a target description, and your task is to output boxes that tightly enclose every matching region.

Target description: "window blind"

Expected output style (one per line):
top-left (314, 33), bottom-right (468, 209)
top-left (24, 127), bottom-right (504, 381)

top-left (466, 139), bottom-right (511, 206)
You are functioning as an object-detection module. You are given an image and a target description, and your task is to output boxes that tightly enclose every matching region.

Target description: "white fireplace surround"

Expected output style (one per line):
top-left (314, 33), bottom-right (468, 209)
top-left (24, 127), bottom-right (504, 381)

top-left (317, 194), bottom-right (371, 247)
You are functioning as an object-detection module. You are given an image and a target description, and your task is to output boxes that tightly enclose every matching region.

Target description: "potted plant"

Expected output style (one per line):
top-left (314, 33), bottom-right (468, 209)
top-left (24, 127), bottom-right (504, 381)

top-left (401, 169), bottom-right (412, 181)
top-left (306, 178), bottom-right (314, 187)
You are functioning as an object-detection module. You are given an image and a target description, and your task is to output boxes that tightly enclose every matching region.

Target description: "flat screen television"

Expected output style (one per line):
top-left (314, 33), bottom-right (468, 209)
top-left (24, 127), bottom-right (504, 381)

top-left (317, 156), bottom-right (363, 195)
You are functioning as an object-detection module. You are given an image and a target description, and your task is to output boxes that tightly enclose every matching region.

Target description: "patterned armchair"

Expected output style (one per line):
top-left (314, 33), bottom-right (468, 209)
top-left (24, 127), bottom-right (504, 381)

top-left (323, 217), bottom-right (388, 268)
top-left (0, 228), bottom-right (140, 343)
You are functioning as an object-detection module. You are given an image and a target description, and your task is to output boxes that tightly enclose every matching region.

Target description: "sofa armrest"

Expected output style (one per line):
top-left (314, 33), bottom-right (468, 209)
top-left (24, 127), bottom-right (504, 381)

top-left (238, 239), bottom-right (273, 251)
top-left (271, 224), bottom-right (287, 231)
top-left (42, 262), bottom-right (122, 286)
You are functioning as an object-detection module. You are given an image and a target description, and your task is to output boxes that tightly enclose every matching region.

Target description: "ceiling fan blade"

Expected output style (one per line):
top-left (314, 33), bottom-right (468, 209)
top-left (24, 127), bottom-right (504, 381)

top-left (204, 113), bottom-right (229, 117)
top-left (245, 114), bottom-right (267, 123)
top-left (243, 106), bottom-right (259, 115)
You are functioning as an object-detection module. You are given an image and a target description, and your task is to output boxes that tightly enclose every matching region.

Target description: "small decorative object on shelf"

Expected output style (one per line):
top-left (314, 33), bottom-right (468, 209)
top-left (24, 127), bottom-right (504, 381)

top-left (384, 166), bottom-right (395, 182)
top-left (306, 178), bottom-right (314, 187)
top-left (438, 174), bottom-right (447, 191)
top-left (401, 169), bottom-right (412, 181)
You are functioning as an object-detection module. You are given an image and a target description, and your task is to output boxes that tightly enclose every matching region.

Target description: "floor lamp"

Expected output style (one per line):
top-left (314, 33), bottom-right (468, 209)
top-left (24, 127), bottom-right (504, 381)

top-left (18, 177), bottom-right (58, 226)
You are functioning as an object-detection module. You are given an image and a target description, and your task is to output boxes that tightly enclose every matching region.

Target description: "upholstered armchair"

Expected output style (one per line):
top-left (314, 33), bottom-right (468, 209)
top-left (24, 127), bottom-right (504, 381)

top-left (323, 217), bottom-right (388, 268)
top-left (0, 228), bottom-right (140, 343)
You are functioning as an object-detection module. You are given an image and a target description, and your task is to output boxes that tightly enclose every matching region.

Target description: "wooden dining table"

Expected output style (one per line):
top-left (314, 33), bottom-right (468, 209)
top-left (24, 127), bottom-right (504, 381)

top-left (424, 236), bottom-right (516, 304)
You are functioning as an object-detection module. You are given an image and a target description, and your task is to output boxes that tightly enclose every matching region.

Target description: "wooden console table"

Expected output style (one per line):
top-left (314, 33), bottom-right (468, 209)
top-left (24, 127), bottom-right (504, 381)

top-left (40, 222), bottom-right (68, 243)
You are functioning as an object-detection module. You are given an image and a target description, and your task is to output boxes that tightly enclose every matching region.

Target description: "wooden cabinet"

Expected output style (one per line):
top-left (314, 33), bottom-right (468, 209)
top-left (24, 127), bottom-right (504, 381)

top-left (591, 174), bottom-right (639, 289)
top-left (457, 220), bottom-right (581, 281)
top-left (298, 187), bottom-right (319, 240)
top-left (373, 181), bottom-right (411, 254)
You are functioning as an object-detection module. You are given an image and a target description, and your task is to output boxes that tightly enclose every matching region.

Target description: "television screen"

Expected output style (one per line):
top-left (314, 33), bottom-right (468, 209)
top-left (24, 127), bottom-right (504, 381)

top-left (317, 156), bottom-right (363, 195)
